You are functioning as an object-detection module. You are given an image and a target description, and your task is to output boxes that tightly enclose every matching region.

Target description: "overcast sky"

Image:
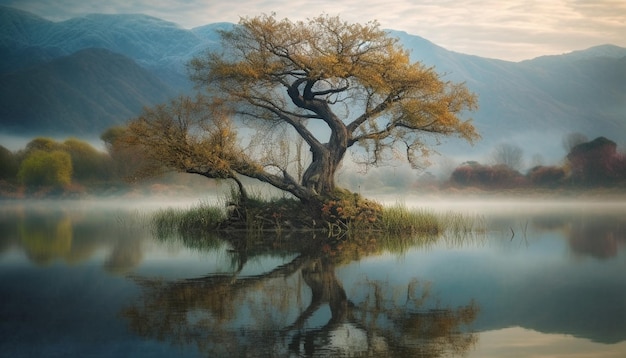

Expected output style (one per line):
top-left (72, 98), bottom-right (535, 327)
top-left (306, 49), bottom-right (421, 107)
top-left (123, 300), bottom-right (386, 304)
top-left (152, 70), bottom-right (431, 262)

top-left (2, 0), bottom-right (625, 61)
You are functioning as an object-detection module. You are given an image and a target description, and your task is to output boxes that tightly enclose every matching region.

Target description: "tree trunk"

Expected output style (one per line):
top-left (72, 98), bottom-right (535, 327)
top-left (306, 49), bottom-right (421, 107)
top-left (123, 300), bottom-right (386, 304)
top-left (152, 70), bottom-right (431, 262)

top-left (302, 145), bottom-right (345, 197)
top-left (301, 119), bottom-right (348, 198)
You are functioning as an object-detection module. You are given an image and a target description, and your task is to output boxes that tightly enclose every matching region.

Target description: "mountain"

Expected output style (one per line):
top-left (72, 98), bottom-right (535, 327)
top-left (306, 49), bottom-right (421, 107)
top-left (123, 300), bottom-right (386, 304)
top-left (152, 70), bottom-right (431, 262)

top-left (1, 6), bottom-right (625, 162)
top-left (0, 6), bottom-right (65, 72)
top-left (0, 47), bottom-right (176, 134)
top-left (0, 6), bottom-right (218, 88)
top-left (390, 30), bottom-right (626, 159)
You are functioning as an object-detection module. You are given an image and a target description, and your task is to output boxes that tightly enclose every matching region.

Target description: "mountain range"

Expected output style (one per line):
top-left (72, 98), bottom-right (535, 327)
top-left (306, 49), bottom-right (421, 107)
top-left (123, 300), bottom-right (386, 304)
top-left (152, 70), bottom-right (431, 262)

top-left (1, 5), bottom-right (625, 162)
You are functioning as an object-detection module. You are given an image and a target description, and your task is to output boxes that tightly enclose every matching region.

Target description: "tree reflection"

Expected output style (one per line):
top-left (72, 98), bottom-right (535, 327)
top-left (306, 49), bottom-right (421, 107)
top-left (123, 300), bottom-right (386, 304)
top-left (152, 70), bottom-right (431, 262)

top-left (8, 206), bottom-right (150, 270)
top-left (122, 235), bottom-right (479, 357)
top-left (104, 236), bottom-right (144, 274)
top-left (18, 212), bottom-right (73, 264)
top-left (533, 213), bottom-right (626, 259)
top-left (568, 215), bottom-right (625, 259)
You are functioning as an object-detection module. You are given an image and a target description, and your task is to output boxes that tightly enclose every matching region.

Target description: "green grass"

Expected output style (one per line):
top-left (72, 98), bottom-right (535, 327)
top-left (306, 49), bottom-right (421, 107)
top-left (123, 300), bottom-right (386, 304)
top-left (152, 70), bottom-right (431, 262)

top-left (150, 194), bottom-right (485, 243)
top-left (152, 202), bottom-right (226, 238)
top-left (379, 204), bottom-right (484, 235)
top-left (380, 205), bottom-right (443, 235)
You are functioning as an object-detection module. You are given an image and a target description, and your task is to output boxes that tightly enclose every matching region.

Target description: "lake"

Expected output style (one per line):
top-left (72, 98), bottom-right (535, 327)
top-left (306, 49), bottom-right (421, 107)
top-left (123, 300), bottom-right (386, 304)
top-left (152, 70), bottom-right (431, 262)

top-left (1, 197), bottom-right (625, 357)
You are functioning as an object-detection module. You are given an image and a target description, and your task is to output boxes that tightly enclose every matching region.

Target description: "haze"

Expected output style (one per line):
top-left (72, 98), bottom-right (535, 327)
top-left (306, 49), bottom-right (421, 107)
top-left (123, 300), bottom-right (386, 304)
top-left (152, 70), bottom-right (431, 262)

top-left (2, 0), bottom-right (626, 61)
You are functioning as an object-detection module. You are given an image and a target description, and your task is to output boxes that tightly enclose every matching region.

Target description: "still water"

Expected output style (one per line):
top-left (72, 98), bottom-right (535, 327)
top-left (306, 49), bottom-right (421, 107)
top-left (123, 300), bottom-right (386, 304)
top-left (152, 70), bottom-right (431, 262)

top-left (0, 198), bottom-right (625, 357)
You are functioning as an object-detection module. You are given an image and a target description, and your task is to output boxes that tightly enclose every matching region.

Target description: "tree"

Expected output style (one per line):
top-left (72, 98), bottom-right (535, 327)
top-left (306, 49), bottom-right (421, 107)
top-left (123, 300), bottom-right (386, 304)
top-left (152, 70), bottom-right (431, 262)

top-left (0, 145), bottom-right (18, 181)
top-left (567, 136), bottom-right (624, 186)
top-left (491, 142), bottom-right (523, 171)
top-left (128, 14), bottom-right (478, 209)
top-left (527, 165), bottom-right (565, 187)
top-left (450, 162), bottom-right (526, 189)
top-left (562, 132), bottom-right (588, 153)
top-left (101, 126), bottom-right (143, 181)
top-left (63, 138), bottom-right (111, 183)
top-left (23, 137), bottom-right (63, 153)
top-left (17, 150), bottom-right (72, 187)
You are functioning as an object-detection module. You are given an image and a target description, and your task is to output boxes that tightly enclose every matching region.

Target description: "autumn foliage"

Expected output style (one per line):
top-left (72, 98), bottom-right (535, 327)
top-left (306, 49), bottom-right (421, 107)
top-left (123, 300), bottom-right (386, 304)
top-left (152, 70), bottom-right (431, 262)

top-left (449, 136), bottom-right (626, 189)
top-left (127, 13), bottom-right (478, 209)
top-left (567, 136), bottom-right (626, 186)
top-left (450, 162), bottom-right (527, 189)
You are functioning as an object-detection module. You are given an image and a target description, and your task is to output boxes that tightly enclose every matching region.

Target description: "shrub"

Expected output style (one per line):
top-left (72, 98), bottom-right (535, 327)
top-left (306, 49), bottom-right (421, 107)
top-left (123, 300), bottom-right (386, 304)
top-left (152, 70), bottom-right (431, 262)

top-left (0, 145), bottom-right (18, 181)
top-left (527, 165), bottom-right (566, 187)
top-left (321, 191), bottom-right (383, 230)
top-left (17, 150), bottom-right (72, 187)
top-left (450, 162), bottom-right (526, 189)
top-left (63, 138), bottom-right (112, 183)
top-left (567, 136), bottom-right (624, 186)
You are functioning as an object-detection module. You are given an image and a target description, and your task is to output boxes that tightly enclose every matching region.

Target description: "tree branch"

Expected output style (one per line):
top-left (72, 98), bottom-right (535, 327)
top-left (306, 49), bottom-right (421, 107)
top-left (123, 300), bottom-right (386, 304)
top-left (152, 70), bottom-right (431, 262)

top-left (346, 91), bottom-right (399, 133)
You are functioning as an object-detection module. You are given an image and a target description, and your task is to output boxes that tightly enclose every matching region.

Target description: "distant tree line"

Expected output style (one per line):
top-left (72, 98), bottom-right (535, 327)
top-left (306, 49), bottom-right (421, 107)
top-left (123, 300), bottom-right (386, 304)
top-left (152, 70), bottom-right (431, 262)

top-left (0, 129), bottom-right (142, 197)
top-left (2, 131), bottom-right (624, 197)
top-left (1, 137), bottom-right (106, 196)
top-left (449, 135), bottom-right (626, 189)
top-left (0, 127), bottom-right (226, 198)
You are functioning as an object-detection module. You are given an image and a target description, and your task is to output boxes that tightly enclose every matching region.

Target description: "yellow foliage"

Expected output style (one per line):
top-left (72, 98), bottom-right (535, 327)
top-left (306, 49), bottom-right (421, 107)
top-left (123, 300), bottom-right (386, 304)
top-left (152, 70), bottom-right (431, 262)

top-left (125, 95), bottom-right (255, 180)
top-left (136, 13), bottom-right (480, 199)
top-left (17, 150), bottom-right (72, 187)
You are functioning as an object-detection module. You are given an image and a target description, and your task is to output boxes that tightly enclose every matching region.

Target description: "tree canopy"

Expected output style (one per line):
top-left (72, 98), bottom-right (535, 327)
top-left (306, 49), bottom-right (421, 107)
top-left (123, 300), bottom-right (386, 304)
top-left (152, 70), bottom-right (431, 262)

top-left (127, 14), bottom-right (478, 206)
top-left (17, 150), bottom-right (72, 187)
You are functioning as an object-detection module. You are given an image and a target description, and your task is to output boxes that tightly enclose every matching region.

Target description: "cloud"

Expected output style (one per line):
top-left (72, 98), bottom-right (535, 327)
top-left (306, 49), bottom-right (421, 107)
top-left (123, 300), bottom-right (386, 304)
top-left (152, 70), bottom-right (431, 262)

top-left (1, 0), bottom-right (625, 61)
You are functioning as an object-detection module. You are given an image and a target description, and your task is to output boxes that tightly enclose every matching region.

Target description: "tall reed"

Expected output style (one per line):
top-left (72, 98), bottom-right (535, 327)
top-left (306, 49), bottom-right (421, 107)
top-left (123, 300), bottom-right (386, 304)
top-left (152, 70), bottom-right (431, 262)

top-left (152, 202), bottom-right (225, 238)
top-left (379, 204), bottom-right (443, 235)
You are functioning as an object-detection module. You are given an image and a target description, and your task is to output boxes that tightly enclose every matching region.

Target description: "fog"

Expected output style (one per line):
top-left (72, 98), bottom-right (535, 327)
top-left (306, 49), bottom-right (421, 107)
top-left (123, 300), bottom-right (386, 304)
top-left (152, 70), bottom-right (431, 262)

top-left (5, 188), bottom-right (625, 219)
top-left (374, 194), bottom-right (626, 214)
top-left (0, 133), bottom-right (107, 151)
top-left (2, 129), bottom-right (625, 210)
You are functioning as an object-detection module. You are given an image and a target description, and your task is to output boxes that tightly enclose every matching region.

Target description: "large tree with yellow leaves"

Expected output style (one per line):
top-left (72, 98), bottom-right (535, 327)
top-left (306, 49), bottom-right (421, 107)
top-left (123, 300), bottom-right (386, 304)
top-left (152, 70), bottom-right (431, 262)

top-left (127, 14), bottom-right (478, 207)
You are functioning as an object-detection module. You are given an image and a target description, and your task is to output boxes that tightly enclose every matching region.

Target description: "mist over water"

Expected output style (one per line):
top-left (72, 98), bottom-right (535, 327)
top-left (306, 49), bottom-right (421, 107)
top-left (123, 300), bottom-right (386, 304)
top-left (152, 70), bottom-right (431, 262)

top-left (1, 194), bottom-right (625, 357)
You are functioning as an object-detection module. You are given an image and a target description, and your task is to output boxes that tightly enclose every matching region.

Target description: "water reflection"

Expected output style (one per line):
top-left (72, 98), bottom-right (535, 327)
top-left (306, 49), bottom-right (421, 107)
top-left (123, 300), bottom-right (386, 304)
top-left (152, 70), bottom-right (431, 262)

top-left (532, 213), bottom-right (625, 259)
top-left (1, 200), bottom-right (625, 357)
top-left (1, 202), bottom-right (149, 272)
top-left (474, 208), bottom-right (626, 260)
top-left (19, 212), bottom-right (73, 264)
top-left (123, 234), bottom-right (479, 357)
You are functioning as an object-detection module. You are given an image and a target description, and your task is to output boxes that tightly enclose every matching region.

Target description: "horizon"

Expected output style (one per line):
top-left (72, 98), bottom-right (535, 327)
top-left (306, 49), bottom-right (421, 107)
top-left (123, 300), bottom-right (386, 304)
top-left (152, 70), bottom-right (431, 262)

top-left (1, 1), bottom-right (625, 62)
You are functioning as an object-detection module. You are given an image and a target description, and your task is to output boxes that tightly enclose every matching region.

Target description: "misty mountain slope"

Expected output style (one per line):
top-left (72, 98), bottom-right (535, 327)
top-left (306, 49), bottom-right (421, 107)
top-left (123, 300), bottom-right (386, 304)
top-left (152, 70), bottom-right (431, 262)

top-left (0, 6), bottom-right (55, 47)
top-left (0, 48), bottom-right (176, 134)
top-left (49, 14), bottom-right (204, 65)
top-left (520, 53), bottom-right (626, 113)
top-left (391, 29), bottom-right (626, 154)
top-left (191, 22), bottom-right (235, 43)
top-left (0, 6), bottom-right (68, 73)
top-left (0, 7), bottom-right (219, 89)
top-left (48, 14), bottom-right (209, 90)
top-left (0, 6), bottom-right (625, 161)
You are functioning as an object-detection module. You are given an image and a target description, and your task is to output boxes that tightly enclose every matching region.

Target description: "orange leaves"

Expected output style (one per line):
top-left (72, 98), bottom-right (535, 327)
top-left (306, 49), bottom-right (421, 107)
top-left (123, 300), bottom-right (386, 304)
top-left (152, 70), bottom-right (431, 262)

top-left (205, 13), bottom-right (401, 87)
top-left (125, 94), bottom-right (256, 180)
top-left (182, 13), bottom-right (481, 196)
top-left (321, 195), bottom-right (383, 227)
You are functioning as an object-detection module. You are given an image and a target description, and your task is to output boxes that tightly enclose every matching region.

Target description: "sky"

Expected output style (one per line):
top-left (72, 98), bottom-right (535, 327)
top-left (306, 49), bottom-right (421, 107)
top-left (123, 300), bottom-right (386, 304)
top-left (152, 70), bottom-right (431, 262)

top-left (1, 0), bottom-right (625, 61)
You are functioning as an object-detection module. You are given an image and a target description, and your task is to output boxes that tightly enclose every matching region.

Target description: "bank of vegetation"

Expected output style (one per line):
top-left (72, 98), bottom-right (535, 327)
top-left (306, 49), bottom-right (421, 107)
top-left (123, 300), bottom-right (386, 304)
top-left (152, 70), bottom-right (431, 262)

top-left (150, 188), bottom-right (484, 241)
top-left (1, 132), bottom-right (623, 240)
top-left (0, 133), bottom-right (215, 198)
top-left (447, 136), bottom-right (626, 191)
top-left (2, 133), bottom-right (624, 199)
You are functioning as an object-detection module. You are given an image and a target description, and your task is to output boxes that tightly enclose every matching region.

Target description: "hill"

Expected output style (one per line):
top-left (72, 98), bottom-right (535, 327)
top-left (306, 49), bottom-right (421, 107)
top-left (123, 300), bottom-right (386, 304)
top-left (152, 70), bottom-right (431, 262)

top-left (389, 31), bottom-right (626, 160)
top-left (0, 47), bottom-right (176, 134)
top-left (0, 6), bottom-right (625, 163)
